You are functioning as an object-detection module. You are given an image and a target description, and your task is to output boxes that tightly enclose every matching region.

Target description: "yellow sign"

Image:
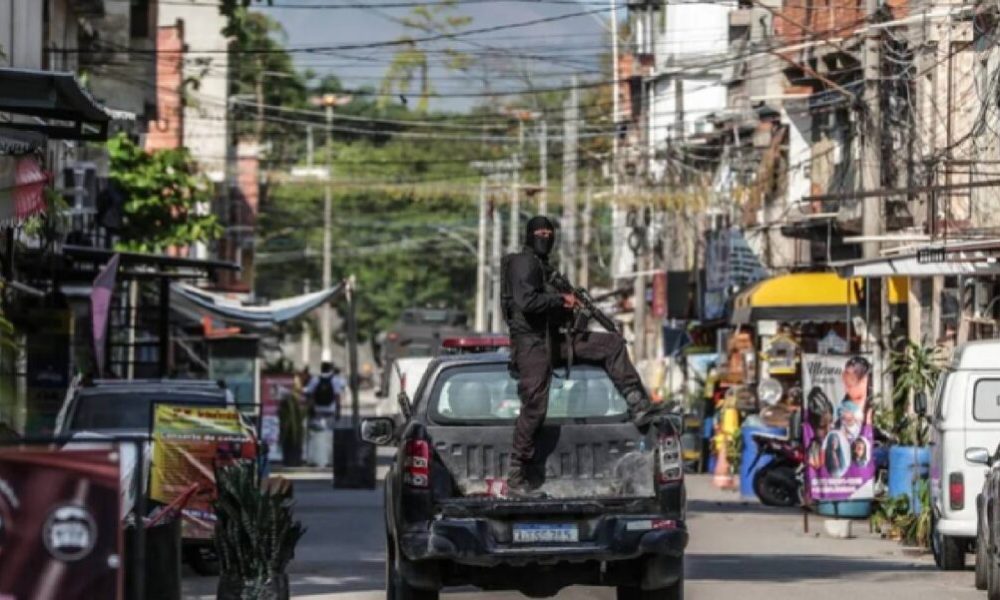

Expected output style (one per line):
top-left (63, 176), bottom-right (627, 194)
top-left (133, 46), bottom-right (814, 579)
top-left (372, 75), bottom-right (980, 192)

top-left (150, 404), bottom-right (256, 539)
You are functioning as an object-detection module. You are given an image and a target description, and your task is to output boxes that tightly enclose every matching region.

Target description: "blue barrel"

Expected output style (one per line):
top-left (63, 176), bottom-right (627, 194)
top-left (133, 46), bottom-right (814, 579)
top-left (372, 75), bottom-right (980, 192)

top-left (816, 500), bottom-right (872, 518)
top-left (888, 445), bottom-right (931, 514)
top-left (740, 426), bottom-right (787, 498)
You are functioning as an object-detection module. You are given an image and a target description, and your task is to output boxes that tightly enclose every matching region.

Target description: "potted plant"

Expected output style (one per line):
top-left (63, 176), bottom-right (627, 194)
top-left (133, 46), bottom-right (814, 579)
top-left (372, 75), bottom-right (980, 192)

top-left (215, 461), bottom-right (306, 600)
top-left (279, 392), bottom-right (306, 467)
top-left (886, 340), bottom-right (941, 511)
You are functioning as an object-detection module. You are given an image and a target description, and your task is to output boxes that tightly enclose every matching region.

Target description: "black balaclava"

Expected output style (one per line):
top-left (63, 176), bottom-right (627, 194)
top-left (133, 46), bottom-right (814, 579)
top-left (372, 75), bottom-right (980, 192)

top-left (525, 215), bottom-right (556, 258)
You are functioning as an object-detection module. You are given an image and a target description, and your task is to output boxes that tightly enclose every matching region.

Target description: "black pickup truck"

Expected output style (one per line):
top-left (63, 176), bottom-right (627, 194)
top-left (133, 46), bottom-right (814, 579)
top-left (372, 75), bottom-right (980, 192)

top-left (361, 353), bottom-right (687, 600)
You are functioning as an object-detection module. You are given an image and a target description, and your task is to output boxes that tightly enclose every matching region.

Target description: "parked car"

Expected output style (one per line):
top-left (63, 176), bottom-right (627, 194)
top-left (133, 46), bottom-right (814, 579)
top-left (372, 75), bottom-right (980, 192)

top-left (377, 307), bottom-right (470, 393)
top-left (376, 356), bottom-right (435, 420)
top-left (362, 352), bottom-right (687, 600)
top-left (969, 447), bottom-right (1000, 596)
top-left (930, 341), bottom-right (1000, 570)
top-left (54, 378), bottom-right (242, 576)
top-left (377, 337), bottom-right (510, 420)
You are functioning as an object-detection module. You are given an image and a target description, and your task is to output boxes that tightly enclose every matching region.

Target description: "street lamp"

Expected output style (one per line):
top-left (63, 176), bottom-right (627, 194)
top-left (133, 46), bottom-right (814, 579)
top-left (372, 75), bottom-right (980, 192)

top-left (309, 93), bottom-right (352, 363)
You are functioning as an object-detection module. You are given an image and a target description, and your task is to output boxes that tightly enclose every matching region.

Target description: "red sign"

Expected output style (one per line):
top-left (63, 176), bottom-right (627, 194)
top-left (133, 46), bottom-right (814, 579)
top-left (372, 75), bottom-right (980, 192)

top-left (0, 447), bottom-right (122, 600)
top-left (652, 271), bottom-right (667, 318)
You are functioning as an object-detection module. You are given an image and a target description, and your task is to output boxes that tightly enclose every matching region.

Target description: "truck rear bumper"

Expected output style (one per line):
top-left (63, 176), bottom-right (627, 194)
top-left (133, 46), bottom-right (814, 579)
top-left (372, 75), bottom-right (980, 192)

top-left (399, 515), bottom-right (688, 568)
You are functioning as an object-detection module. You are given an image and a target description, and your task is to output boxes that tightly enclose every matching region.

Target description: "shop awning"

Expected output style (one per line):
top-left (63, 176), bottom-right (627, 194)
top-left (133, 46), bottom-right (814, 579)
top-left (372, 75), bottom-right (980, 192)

top-left (171, 282), bottom-right (347, 326)
top-left (0, 68), bottom-right (134, 141)
top-left (833, 240), bottom-right (1000, 277)
top-left (731, 272), bottom-right (908, 324)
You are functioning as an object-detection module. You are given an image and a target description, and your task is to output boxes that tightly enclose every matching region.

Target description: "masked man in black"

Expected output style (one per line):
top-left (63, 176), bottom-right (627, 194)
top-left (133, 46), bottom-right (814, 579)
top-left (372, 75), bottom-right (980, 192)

top-left (502, 215), bottom-right (658, 495)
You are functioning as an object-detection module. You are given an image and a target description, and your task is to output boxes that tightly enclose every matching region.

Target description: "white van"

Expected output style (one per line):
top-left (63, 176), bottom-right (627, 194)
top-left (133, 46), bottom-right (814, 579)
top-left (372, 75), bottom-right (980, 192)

top-left (376, 356), bottom-right (434, 420)
top-left (930, 340), bottom-right (1000, 570)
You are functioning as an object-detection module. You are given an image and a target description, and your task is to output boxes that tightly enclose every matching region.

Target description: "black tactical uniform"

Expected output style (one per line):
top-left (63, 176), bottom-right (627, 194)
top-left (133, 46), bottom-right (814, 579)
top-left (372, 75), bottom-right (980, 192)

top-left (502, 216), bottom-right (655, 494)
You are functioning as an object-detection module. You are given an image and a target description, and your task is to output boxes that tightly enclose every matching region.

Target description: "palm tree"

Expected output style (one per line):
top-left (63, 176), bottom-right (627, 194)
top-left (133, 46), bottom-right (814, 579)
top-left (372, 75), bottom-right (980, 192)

top-left (379, 2), bottom-right (472, 112)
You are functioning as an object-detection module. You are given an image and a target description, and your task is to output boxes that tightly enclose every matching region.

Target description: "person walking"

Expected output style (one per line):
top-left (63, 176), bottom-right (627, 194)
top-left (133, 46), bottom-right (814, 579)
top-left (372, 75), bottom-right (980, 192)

top-left (304, 361), bottom-right (344, 467)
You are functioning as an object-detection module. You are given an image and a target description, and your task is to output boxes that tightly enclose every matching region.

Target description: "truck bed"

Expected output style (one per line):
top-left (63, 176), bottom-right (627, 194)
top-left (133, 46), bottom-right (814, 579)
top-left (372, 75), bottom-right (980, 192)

top-left (428, 421), bottom-right (656, 499)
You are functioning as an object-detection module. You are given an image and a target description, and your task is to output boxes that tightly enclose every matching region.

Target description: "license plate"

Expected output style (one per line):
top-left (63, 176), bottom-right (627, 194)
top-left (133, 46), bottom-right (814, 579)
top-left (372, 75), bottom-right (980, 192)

top-left (512, 523), bottom-right (579, 544)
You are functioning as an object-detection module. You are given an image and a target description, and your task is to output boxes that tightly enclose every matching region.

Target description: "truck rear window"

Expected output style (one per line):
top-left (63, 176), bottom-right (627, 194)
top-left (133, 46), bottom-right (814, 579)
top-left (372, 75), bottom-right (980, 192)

top-left (429, 363), bottom-right (628, 423)
top-left (974, 379), bottom-right (1000, 422)
top-left (70, 393), bottom-right (226, 432)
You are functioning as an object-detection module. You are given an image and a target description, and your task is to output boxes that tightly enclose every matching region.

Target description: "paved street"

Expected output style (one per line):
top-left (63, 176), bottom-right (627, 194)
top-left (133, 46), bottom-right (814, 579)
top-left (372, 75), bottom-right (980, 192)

top-left (182, 472), bottom-right (981, 600)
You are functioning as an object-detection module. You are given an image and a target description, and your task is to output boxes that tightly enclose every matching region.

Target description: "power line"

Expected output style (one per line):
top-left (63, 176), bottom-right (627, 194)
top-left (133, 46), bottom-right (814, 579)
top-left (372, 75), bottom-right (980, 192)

top-left (56, 8), bottom-right (609, 55)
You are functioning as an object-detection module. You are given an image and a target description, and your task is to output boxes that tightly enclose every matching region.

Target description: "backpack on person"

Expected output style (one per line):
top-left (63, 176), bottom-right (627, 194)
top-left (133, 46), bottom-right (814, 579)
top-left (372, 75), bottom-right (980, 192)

top-left (314, 375), bottom-right (337, 407)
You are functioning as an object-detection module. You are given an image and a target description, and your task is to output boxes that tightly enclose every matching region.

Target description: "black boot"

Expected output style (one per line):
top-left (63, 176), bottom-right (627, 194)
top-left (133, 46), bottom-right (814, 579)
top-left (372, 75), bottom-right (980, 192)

top-left (507, 464), bottom-right (544, 498)
top-left (625, 389), bottom-right (663, 428)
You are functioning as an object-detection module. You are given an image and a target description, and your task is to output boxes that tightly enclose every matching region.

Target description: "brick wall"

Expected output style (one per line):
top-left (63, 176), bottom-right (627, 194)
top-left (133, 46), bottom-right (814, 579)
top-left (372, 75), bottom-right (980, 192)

top-left (145, 24), bottom-right (184, 151)
top-left (776, 0), bottom-right (907, 43)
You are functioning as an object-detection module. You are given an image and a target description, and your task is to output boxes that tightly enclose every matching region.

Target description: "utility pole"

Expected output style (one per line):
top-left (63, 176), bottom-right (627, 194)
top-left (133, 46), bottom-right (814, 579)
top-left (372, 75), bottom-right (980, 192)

top-left (475, 177), bottom-right (488, 331)
top-left (610, 0), bottom-right (624, 287)
top-left (562, 77), bottom-right (579, 282)
top-left (314, 93), bottom-right (352, 362)
top-left (301, 280), bottom-right (311, 366)
top-left (255, 58), bottom-right (265, 140)
top-left (581, 176), bottom-right (593, 289)
top-left (634, 216), bottom-right (648, 361)
top-left (861, 2), bottom-right (882, 262)
top-left (306, 125), bottom-right (314, 168)
top-left (539, 120), bottom-right (548, 215)
top-left (509, 158), bottom-right (520, 253)
top-left (490, 183), bottom-right (505, 333)
top-left (861, 0), bottom-right (885, 400)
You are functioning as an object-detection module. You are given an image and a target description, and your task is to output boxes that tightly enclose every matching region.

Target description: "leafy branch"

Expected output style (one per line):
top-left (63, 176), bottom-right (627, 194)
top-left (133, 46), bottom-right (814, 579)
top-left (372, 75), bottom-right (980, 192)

top-left (107, 134), bottom-right (222, 253)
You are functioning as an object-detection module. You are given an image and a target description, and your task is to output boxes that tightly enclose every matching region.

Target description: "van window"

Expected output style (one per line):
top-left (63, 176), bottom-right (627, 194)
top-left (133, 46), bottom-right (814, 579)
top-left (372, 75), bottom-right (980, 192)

top-left (973, 379), bottom-right (1000, 422)
top-left (933, 372), bottom-right (950, 421)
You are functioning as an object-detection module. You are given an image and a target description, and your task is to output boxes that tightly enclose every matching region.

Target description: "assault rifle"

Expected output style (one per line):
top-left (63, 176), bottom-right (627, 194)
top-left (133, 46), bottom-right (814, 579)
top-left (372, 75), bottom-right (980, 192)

top-left (547, 269), bottom-right (620, 335)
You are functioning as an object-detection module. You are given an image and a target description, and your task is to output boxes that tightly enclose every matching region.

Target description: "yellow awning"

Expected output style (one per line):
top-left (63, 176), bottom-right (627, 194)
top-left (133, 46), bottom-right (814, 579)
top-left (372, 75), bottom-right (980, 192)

top-left (732, 272), bottom-right (908, 324)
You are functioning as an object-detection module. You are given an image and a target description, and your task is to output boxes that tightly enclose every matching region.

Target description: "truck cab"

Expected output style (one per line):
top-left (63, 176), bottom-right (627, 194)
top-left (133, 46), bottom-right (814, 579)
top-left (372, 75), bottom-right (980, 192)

top-left (931, 340), bottom-right (1000, 570)
top-left (363, 353), bottom-right (687, 600)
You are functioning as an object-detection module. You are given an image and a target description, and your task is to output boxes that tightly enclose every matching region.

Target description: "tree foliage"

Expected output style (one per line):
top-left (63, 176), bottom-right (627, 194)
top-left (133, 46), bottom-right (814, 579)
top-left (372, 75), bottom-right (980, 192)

top-left (256, 182), bottom-right (477, 339)
top-left (380, 0), bottom-right (472, 112)
top-left (107, 134), bottom-right (222, 253)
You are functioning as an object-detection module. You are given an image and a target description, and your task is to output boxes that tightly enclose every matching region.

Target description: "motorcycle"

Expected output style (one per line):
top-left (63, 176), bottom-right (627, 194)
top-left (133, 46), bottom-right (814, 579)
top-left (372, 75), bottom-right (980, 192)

top-left (749, 431), bottom-right (805, 507)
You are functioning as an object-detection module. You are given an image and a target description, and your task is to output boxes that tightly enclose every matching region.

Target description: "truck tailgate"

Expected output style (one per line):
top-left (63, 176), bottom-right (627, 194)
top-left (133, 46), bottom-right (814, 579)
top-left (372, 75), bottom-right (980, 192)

top-left (427, 422), bottom-right (655, 499)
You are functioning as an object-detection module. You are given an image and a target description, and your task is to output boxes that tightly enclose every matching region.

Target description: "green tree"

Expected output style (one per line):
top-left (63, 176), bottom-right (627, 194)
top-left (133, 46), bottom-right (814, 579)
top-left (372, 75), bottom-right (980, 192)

top-left (380, 1), bottom-right (472, 112)
top-left (107, 134), bottom-right (222, 253)
top-left (256, 182), bottom-right (477, 339)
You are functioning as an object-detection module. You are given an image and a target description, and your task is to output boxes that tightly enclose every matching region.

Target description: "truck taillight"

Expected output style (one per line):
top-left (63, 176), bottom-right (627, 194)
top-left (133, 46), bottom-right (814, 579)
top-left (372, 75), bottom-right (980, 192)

top-left (657, 433), bottom-right (683, 483)
top-left (949, 472), bottom-right (964, 510)
top-left (404, 439), bottom-right (430, 488)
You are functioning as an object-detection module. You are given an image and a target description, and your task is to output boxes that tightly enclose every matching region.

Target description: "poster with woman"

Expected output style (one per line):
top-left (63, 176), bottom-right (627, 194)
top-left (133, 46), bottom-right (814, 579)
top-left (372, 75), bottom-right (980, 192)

top-left (801, 354), bottom-right (875, 502)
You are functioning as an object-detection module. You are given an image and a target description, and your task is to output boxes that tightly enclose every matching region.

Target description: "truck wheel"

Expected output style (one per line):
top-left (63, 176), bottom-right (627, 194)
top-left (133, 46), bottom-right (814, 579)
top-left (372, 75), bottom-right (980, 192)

top-left (386, 535), bottom-right (438, 600)
top-left (936, 535), bottom-right (966, 571)
top-left (616, 576), bottom-right (683, 600)
top-left (931, 516), bottom-right (965, 571)
top-left (989, 553), bottom-right (1000, 600)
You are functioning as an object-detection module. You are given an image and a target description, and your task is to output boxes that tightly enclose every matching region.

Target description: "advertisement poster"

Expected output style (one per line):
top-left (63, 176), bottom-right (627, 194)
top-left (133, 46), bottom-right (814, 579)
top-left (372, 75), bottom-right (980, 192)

top-left (802, 354), bottom-right (875, 502)
top-left (0, 447), bottom-right (122, 600)
top-left (261, 375), bottom-right (296, 461)
top-left (150, 404), bottom-right (255, 539)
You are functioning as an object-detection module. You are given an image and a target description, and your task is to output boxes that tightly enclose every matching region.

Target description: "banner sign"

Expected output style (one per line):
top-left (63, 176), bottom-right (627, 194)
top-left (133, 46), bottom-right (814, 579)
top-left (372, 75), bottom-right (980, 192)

top-left (150, 404), bottom-right (255, 539)
top-left (261, 375), bottom-right (296, 461)
top-left (0, 447), bottom-right (122, 599)
top-left (802, 354), bottom-right (875, 502)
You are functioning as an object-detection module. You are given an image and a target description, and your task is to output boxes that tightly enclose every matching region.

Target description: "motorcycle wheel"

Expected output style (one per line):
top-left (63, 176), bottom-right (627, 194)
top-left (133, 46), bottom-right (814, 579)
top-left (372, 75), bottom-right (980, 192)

top-left (753, 464), bottom-right (799, 507)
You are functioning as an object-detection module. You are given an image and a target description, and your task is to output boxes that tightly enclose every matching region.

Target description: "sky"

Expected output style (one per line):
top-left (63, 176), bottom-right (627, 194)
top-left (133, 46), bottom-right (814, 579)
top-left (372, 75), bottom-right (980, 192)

top-left (259, 0), bottom-right (612, 112)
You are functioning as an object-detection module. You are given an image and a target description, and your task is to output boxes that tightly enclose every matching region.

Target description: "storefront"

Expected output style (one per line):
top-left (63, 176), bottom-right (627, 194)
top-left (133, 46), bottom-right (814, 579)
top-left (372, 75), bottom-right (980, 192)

top-left (725, 272), bottom-right (909, 412)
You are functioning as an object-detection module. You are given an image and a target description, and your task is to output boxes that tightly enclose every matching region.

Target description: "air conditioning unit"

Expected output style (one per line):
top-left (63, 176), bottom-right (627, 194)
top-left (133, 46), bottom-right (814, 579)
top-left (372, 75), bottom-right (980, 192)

top-left (63, 163), bottom-right (99, 213)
